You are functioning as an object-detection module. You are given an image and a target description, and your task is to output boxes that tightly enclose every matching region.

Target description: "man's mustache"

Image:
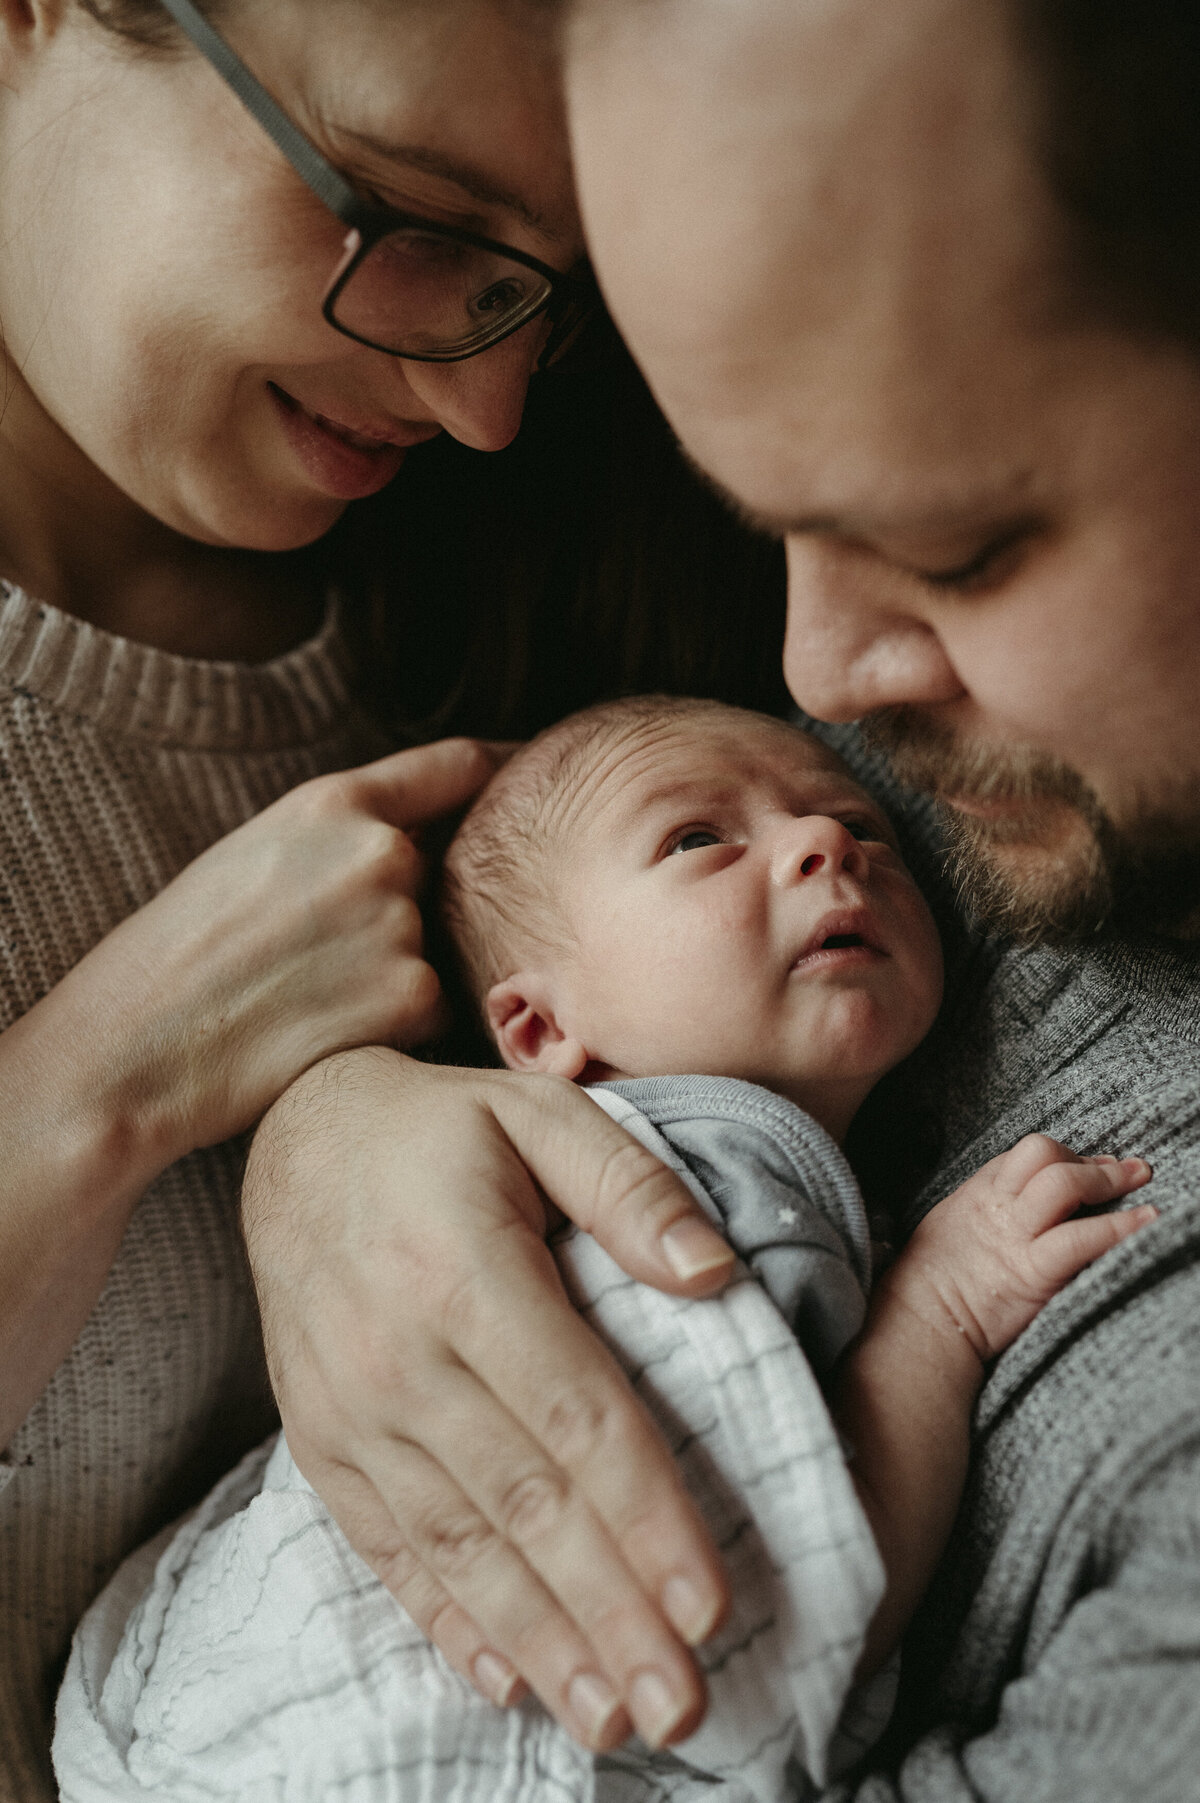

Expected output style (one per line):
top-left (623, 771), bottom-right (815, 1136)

top-left (859, 707), bottom-right (1098, 820)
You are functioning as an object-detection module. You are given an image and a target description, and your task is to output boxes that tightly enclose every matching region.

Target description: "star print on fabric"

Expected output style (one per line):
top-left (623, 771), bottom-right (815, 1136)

top-left (777, 1206), bottom-right (799, 1226)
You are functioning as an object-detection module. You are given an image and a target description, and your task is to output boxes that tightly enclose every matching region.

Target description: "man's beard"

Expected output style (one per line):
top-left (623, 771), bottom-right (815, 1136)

top-left (861, 708), bottom-right (1200, 944)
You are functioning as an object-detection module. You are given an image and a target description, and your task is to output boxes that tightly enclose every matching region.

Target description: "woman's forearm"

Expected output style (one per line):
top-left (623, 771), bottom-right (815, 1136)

top-left (0, 972), bottom-right (175, 1446)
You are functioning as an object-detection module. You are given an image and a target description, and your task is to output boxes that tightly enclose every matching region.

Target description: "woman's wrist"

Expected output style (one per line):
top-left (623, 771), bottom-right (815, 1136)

top-left (0, 966), bottom-right (184, 1217)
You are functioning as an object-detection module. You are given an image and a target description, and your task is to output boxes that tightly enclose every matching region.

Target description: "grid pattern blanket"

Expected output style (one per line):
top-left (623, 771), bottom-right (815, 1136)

top-left (54, 1077), bottom-right (887, 1803)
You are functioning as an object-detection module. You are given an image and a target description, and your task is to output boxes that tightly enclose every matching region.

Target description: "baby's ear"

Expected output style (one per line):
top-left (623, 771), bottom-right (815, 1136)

top-left (487, 975), bottom-right (589, 1081)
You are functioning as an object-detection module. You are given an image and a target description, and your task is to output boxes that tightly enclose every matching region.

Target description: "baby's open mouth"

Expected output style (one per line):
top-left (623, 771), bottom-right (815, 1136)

top-left (793, 911), bottom-right (885, 969)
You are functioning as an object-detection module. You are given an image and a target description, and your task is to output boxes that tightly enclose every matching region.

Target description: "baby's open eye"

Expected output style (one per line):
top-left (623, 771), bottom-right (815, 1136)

top-left (668, 828), bottom-right (724, 855)
top-left (842, 816), bottom-right (886, 842)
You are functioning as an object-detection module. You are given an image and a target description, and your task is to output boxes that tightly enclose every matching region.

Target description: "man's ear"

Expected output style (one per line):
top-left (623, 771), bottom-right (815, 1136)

top-left (487, 974), bottom-right (589, 1080)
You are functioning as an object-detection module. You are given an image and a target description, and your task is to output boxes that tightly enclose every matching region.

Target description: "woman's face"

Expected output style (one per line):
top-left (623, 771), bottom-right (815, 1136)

top-left (0, 0), bottom-right (580, 552)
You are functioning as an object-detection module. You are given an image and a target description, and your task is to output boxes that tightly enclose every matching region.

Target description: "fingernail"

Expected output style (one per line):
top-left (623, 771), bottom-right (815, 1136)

top-left (1130, 1203), bottom-right (1158, 1222)
top-left (662, 1218), bottom-right (735, 1283)
top-left (629, 1669), bottom-right (689, 1748)
top-left (663, 1574), bottom-right (720, 1646)
top-left (567, 1672), bottom-right (624, 1747)
top-left (1123, 1158), bottom-right (1152, 1176)
top-left (473, 1650), bottom-right (525, 1707)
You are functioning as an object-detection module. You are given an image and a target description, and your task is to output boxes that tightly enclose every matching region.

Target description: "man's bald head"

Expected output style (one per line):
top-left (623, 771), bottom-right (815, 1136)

top-left (563, 0), bottom-right (1200, 350)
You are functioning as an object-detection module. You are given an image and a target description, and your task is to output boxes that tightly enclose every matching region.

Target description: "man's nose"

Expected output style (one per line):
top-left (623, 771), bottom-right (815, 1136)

top-left (399, 324), bottom-right (540, 452)
top-left (783, 537), bottom-right (964, 722)
top-left (771, 815), bottom-right (870, 887)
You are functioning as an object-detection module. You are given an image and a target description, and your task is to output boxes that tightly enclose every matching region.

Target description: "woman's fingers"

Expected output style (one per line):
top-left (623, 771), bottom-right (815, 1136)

top-left (490, 1074), bottom-right (736, 1295)
top-left (350, 736), bottom-right (504, 831)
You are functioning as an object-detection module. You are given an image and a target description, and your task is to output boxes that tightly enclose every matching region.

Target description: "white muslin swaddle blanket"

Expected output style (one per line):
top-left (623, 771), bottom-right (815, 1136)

top-left (55, 1077), bottom-right (891, 1803)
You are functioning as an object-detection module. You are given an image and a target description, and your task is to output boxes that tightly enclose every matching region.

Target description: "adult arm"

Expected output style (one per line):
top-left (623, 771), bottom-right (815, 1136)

top-left (826, 1438), bottom-right (1200, 1803)
top-left (0, 740), bottom-right (497, 1449)
top-left (242, 1051), bottom-right (738, 1752)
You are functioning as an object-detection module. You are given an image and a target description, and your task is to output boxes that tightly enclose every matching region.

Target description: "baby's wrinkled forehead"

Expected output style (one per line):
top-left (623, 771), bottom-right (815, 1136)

top-left (441, 697), bottom-right (894, 1007)
top-left (545, 709), bottom-right (874, 846)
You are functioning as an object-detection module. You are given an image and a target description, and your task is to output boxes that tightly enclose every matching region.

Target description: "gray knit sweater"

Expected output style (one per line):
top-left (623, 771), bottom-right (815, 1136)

top-left (823, 730), bottom-right (1200, 1803)
top-left (0, 583), bottom-right (387, 1801)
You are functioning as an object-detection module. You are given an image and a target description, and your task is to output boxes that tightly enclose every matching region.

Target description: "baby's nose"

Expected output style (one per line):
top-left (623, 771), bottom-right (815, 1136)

top-left (773, 816), bottom-right (870, 885)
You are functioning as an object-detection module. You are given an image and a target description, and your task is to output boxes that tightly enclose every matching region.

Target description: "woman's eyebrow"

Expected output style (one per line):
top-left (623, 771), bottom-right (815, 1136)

top-left (334, 128), bottom-right (557, 235)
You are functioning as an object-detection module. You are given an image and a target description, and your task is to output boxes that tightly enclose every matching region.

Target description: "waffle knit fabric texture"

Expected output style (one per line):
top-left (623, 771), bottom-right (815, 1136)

top-left (814, 723), bottom-right (1200, 1803)
top-left (0, 581), bottom-right (386, 1800)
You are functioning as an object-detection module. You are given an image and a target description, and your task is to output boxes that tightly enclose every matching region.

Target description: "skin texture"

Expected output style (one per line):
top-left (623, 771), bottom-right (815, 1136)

top-left (484, 711), bottom-right (944, 1141)
top-left (0, 0), bottom-right (736, 1757)
top-left (563, 0), bottom-right (1200, 933)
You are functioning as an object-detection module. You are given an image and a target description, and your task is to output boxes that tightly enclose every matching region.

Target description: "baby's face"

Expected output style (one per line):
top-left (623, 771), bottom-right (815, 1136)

top-left (509, 715), bottom-right (943, 1138)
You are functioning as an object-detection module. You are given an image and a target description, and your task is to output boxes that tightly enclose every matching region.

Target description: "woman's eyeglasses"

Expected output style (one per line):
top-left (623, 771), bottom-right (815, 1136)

top-left (157, 0), bottom-right (595, 366)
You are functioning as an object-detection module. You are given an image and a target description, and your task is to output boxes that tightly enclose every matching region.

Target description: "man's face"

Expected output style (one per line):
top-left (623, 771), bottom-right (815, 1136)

top-left (566, 0), bottom-right (1200, 939)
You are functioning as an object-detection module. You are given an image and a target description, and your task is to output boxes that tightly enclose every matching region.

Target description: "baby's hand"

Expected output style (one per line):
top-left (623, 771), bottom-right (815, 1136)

top-left (896, 1135), bottom-right (1155, 1365)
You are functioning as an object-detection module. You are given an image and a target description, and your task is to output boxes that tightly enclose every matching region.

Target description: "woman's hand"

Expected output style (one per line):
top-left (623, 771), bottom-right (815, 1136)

top-left (243, 1050), bottom-right (737, 1753)
top-left (0, 738), bottom-right (496, 1444)
top-left (56, 737), bottom-right (501, 1172)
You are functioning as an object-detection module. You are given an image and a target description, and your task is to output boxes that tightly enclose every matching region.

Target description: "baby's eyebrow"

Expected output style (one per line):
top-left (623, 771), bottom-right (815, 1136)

top-left (631, 777), bottom-right (737, 814)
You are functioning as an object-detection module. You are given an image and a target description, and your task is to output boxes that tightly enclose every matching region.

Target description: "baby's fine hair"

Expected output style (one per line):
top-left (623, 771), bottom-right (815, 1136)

top-left (443, 693), bottom-right (788, 1005)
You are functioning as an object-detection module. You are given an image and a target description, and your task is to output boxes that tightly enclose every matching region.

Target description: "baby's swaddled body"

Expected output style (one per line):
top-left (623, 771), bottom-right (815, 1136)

top-left (55, 1076), bottom-right (889, 1803)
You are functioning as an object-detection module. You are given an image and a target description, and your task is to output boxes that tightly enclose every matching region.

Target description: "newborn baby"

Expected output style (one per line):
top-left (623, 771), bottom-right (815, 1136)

top-left (54, 697), bottom-right (1153, 1803)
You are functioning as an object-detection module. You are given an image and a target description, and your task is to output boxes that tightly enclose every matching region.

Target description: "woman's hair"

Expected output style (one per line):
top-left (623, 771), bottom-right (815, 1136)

top-left (75, 0), bottom-right (223, 49)
top-left (339, 324), bottom-right (788, 745)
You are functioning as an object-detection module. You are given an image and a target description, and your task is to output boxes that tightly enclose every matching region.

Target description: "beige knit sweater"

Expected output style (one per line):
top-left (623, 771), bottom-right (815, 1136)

top-left (0, 581), bottom-right (388, 1800)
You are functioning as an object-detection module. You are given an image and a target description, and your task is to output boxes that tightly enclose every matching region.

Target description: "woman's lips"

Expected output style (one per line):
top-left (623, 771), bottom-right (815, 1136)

top-left (269, 383), bottom-right (438, 500)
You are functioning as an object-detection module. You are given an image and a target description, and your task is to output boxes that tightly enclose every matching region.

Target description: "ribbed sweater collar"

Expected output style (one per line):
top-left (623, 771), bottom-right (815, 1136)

top-left (0, 580), bottom-right (354, 753)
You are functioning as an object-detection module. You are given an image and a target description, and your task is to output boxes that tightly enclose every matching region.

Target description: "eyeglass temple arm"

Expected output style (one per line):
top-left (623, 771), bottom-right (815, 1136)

top-left (156, 0), bottom-right (361, 224)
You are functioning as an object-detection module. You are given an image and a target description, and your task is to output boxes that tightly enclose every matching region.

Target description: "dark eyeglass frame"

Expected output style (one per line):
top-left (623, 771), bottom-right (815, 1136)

top-left (157, 0), bottom-right (595, 365)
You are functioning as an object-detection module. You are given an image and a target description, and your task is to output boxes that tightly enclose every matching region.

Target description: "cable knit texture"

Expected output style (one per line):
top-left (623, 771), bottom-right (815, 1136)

top-left (0, 581), bottom-right (387, 1801)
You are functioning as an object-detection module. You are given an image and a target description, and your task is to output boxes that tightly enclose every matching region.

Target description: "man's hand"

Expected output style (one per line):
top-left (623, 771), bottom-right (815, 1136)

top-left (242, 1050), bottom-right (736, 1752)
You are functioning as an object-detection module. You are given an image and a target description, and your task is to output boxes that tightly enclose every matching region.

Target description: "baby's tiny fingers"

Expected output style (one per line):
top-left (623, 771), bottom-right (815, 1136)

top-left (1019, 1156), bottom-right (1152, 1232)
top-left (1030, 1201), bottom-right (1158, 1290)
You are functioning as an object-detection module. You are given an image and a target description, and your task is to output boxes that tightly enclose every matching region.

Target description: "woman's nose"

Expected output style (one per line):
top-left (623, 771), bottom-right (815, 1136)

top-left (783, 537), bottom-right (964, 722)
top-left (772, 815), bottom-right (870, 887)
top-left (401, 324), bottom-right (540, 452)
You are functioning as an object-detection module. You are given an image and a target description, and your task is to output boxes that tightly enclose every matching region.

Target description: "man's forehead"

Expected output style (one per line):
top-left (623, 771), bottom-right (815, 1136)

top-left (567, 0), bottom-right (1065, 522)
